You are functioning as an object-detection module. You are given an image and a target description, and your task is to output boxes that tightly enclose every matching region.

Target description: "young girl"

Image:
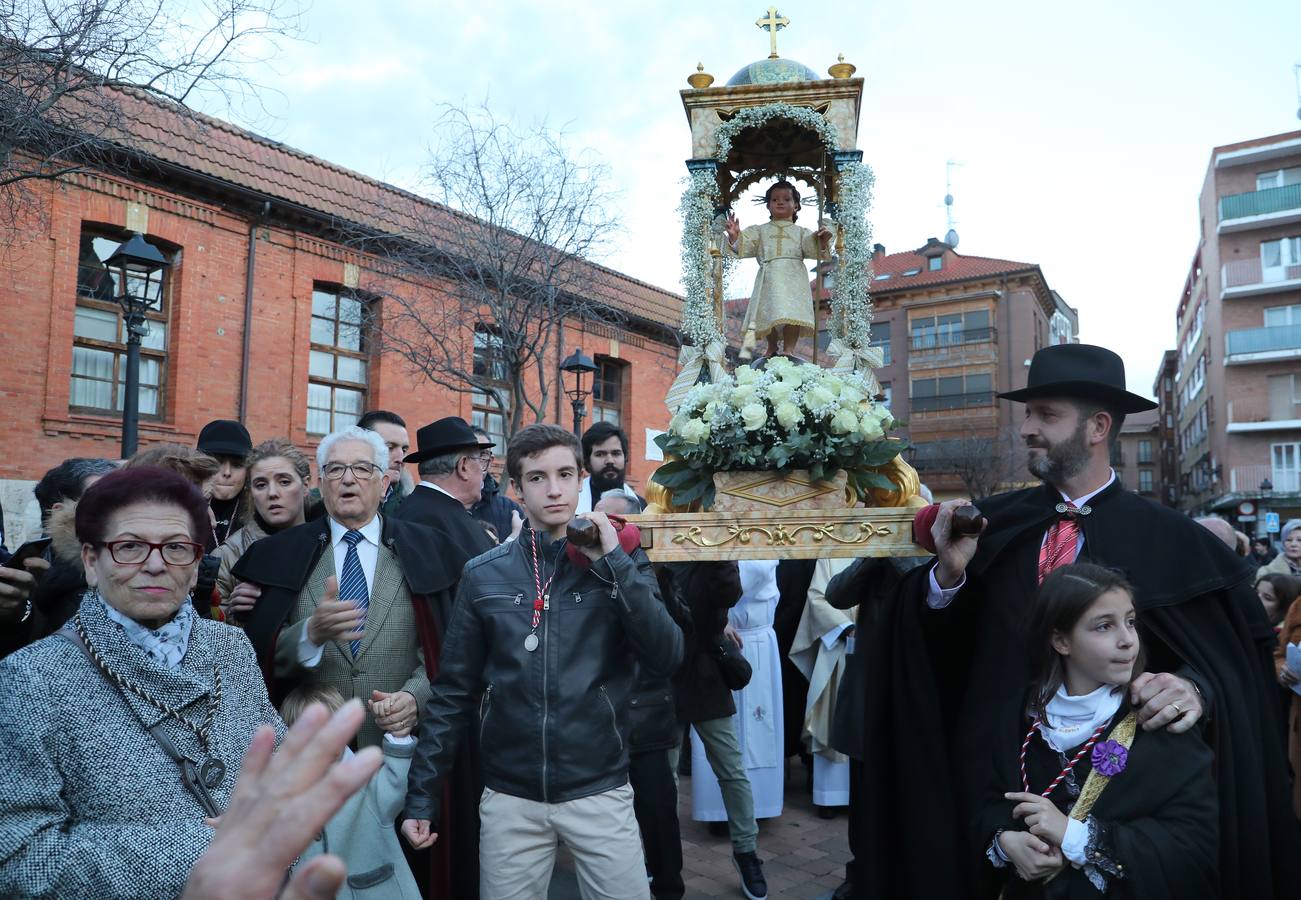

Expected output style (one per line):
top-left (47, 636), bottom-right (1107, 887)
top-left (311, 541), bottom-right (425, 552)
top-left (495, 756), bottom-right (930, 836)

top-left (978, 564), bottom-right (1218, 898)
top-left (724, 180), bottom-right (832, 359)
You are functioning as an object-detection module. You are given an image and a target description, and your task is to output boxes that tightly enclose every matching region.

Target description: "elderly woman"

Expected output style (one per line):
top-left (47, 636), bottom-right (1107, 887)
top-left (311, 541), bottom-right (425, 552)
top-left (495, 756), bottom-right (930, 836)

top-left (0, 466), bottom-right (283, 898)
top-left (216, 439), bottom-right (313, 619)
top-left (1259, 518), bottom-right (1301, 580)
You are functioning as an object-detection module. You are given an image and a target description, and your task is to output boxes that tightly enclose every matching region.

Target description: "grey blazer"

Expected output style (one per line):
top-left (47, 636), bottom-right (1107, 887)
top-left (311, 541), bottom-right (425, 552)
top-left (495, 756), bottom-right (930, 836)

top-left (0, 594), bottom-right (284, 899)
top-left (274, 540), bottom-right (432, 748)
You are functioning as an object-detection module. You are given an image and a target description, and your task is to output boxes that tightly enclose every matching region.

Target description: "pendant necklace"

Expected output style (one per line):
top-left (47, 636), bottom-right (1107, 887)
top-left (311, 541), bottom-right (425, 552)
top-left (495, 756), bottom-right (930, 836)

top-left (74, 614), bottom-right (227, 788)
top-left (525, 529), bottom-right (562, 652)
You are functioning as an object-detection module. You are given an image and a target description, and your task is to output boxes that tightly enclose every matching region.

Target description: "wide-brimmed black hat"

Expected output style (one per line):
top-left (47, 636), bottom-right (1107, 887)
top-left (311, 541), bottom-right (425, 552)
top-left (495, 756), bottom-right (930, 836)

top-left (403, 416), bottom-right (494, 464)
top-left (997, 344), bottom-right (1157, 413)
top-left (196, 419), bottom-right (252, 458)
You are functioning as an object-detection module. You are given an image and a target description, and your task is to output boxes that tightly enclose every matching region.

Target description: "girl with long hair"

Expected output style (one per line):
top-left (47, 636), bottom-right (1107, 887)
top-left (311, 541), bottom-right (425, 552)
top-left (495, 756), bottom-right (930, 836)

top-left (977, 563), bottom-right (1218, 898)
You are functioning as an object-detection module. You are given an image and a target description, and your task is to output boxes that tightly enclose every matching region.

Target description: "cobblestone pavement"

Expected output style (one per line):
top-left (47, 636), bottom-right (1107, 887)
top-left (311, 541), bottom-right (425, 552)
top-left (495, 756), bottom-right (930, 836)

top-left (548, 766), bottom-right (851, 899)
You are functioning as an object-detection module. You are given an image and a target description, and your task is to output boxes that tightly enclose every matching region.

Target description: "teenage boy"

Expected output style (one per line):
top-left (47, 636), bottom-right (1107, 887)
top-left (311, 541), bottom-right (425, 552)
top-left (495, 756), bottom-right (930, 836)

top-left (402, 424), bottom-right (683, 899)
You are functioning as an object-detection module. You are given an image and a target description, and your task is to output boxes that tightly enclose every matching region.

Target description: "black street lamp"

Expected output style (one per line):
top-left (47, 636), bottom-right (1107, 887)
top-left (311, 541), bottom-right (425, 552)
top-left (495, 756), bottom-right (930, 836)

top-left (105, 233), bottom-right (169, 458)
top-left (1259, 477), bottom-right (1274, 539)
top-left (560, 348), bottom-right (597, 437)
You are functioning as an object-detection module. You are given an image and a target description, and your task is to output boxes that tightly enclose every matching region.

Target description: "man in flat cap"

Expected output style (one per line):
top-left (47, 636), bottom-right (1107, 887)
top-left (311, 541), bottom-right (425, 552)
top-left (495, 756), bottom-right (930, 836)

top-left (837, 344), bottom-right (1300, 899)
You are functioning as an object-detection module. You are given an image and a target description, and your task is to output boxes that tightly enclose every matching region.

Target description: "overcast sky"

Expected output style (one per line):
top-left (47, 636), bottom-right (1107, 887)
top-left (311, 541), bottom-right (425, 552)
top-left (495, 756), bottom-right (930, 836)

top-left (220, 0), bottom-right (1301, 398)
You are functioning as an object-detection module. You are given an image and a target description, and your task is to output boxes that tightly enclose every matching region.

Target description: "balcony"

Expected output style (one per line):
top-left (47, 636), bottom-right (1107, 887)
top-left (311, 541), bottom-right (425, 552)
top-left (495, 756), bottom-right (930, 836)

top-left (1218, 184), bottom-right (1301, 233)
top-left (1226, 417), bottom-right (1301, 434)
top-left (1220, 258), bottom-right (1301, 299)
top-left (1228, 465), bottom-right (1300, 494)
top-left (907, 328), bottom-right (998, 369)
top-left (1224, 323), bottom-right (1301, 364)
top-left (910, 390), bottom-right (995, 413)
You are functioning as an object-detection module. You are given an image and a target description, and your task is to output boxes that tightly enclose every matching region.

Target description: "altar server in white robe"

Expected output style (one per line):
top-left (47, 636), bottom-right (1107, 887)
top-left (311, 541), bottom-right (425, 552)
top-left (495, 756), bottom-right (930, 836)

top-left (691, 559), bottom-right (785, 821)
top-left (789, 557), bottom-right (855, 810)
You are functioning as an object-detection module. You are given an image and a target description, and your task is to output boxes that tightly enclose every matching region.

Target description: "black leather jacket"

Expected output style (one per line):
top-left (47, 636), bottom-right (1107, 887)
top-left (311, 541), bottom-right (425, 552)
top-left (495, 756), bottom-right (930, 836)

top-left (403, 531), bottom-right (683, 824)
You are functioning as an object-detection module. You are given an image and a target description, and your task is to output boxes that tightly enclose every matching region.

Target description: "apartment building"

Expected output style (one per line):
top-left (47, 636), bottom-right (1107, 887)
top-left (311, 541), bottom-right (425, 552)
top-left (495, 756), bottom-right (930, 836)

top-left (863, 238), bottom-right (1071, 499)
top-left (1172, 129), bottom-right (1301, 532)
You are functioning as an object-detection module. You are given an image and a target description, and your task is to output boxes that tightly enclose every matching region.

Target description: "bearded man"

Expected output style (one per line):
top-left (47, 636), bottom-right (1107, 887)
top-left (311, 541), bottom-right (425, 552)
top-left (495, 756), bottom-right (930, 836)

top-left (576, 421), bottom-right (642, 513)
top-left (843, 343), bottom-right (1299, 899)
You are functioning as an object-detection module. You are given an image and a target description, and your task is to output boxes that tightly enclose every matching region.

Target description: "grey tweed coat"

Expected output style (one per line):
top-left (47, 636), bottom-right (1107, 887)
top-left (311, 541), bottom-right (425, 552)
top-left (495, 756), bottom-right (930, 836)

top-left (0, 594), bottom-right (284, 899)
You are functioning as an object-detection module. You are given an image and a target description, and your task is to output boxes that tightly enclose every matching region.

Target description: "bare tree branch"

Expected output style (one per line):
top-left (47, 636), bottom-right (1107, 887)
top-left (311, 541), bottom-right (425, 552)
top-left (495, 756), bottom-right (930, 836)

top-left (912, 422), bottom-right (1026, 500)
top-left (345, 103), bottom-right (626, 439)
top-left (0, 0), bottom-right (300, 224)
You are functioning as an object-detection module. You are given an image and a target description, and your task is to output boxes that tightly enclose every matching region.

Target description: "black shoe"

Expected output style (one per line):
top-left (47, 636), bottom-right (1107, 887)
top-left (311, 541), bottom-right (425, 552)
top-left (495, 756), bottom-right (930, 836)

top-left (816, 805), bottom-right (838, 820)
top-left (733, 851), bottom-right (768, 900)
top-left (831, 879), bottom-right (854, 900)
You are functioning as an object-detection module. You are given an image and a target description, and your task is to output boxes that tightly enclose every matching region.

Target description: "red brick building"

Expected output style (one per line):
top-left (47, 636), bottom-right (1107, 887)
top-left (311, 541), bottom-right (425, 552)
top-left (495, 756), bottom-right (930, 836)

top-left (0, 90), bottom-right (682, 542)
top-left (861, 238), bottom-right (1072, 499)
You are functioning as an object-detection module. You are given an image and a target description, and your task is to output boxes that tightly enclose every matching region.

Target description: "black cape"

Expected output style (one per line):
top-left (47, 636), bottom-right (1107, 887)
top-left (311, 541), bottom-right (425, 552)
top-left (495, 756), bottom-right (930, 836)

top-left (233, 515), bottom-right (457, 658)
top-left (849, 480), bottom-right (1301, 899)
top-left (977, 702), bottom-right (1219, 899)
top-left (394, 485), bottom-right (495, 574)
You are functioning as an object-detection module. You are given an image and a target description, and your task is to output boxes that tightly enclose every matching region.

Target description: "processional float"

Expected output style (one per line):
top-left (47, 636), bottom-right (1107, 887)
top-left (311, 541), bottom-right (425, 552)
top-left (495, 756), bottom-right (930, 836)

top-left (636, 9), bottom-right (930, 563)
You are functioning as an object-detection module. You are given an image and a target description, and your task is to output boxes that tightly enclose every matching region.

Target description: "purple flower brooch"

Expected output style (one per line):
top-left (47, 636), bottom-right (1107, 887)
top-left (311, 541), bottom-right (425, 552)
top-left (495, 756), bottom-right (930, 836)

top-left (1091, 739), bottom-right (1129, 777)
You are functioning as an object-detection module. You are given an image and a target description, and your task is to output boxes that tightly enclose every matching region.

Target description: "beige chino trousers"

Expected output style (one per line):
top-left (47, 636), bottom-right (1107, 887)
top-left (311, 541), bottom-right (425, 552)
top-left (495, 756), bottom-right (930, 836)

top-left (478, 784), bottom-right (650, 900)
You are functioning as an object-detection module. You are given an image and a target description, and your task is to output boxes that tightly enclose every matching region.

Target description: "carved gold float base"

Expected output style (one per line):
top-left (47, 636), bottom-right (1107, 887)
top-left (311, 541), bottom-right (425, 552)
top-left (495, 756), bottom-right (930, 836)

top-left (711, 469), bottom-right (848, 512)
top-left (632, 506), bottom-right (930, 562)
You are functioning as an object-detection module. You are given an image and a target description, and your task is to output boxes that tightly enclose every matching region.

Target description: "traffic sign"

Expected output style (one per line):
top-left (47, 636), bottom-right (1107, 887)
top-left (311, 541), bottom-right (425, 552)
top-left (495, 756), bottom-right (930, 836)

top-left (1265, 512), bottom-right (1281, 533)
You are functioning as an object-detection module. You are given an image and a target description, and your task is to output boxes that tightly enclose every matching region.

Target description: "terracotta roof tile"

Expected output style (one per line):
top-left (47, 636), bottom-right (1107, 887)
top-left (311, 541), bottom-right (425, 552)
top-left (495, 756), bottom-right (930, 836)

top-left (868, 245), bottom-right (1036, 293)
top-left (98, 88), bottom-right (683, 328)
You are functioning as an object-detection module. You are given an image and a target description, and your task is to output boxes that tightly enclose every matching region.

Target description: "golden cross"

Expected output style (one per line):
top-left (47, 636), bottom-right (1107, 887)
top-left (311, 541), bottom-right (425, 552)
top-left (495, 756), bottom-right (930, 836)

top-left (755, 7), bottom-right (789, 59)
top-left (768, 221), bottom-right (790, 254)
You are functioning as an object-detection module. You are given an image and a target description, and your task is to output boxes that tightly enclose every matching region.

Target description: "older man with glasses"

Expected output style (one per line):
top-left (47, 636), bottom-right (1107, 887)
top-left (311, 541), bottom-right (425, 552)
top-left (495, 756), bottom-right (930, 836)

top-left (234, 425), bottom-right (456, 749)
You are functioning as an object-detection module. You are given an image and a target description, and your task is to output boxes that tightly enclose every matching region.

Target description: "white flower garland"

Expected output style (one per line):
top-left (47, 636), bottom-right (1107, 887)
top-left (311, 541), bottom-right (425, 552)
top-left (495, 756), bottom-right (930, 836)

top-left (678, 170), bottom-right (725, 348)
top-left (714, 103), bottom-right (840, 162)
top-left (830, 161), bottom-right (875, 351)
top-left (676, 103), bottom-right (879, 368)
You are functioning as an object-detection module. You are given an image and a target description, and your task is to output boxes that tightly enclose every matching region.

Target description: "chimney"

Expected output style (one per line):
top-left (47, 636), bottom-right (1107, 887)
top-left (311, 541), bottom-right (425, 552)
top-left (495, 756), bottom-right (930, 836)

top-left (872, 242), bottom-right (886, 257)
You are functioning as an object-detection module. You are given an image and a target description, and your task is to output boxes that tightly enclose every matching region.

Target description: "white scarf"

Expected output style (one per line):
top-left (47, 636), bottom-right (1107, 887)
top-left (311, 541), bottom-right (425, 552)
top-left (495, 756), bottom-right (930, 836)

top-left (99, 591), bottom-right (195, 671)
top-left (1037, 683), bottom-right (1123, 753)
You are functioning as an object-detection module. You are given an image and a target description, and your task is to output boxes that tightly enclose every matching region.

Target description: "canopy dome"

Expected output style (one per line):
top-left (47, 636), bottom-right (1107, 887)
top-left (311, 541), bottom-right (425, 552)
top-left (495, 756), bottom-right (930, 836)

top-left (726, 57), bottom-right (821, 87)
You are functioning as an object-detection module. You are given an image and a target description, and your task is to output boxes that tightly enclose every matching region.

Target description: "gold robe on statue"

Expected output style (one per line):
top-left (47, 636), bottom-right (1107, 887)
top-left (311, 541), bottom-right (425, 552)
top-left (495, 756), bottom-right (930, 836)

top-left (728, 219), bottom-right (820, 351)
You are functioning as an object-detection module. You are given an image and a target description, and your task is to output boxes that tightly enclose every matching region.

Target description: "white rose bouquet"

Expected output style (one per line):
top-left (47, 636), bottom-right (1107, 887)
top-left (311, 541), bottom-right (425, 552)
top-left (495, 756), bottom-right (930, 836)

top-left (652, 360), bottom-right (905, 508)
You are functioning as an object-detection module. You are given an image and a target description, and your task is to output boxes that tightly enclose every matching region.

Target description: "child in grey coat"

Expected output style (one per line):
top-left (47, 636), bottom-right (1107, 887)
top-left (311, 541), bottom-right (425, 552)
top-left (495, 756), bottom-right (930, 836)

top-left (281, 685), bottom-right (421, 899)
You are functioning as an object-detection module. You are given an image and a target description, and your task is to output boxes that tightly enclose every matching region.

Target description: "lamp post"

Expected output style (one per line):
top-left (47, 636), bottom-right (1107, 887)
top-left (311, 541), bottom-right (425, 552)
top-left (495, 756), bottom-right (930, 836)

top-left (1260, 477), bottom-right (1273, 539)
top-left (105, 233), bottom-right (169, 458)
top-left (560, 348), bottom-right (597, 437)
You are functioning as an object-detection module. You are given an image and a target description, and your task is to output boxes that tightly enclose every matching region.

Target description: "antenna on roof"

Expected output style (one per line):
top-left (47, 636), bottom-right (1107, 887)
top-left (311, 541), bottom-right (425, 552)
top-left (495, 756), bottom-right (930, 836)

top-left (943, 160), bottom-right (961, 248)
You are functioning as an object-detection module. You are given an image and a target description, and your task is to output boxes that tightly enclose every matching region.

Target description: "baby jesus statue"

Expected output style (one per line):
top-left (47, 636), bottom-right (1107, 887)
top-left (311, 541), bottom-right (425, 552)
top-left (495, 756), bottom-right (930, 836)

top-left (725, 180), bottom-right (834, 359)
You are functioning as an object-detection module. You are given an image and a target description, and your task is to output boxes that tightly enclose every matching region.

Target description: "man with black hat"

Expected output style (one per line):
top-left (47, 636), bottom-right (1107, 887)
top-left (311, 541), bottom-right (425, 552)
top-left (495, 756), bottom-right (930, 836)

top-left (394, 417), bottom-right (496, 576)
top-left (196, 419), bottom-right (253, 546)
top-left (844, 344), bottom-right (1300, 899)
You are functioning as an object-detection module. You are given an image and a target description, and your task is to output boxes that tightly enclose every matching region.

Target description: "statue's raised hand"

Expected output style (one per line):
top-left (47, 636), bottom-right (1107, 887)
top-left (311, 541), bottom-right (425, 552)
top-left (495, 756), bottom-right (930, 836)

top-left (724, 212), bottom-right (740, 244)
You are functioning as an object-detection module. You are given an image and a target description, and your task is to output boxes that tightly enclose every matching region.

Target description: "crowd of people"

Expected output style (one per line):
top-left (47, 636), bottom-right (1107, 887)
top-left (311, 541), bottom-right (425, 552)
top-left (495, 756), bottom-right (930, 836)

top-left (0, 342), bottom-right (1299, 899)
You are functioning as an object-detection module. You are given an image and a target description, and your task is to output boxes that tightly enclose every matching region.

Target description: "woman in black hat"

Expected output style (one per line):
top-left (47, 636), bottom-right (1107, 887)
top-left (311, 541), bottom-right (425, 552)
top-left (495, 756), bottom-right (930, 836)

top-left (197, 420), bottom-right (253, 547)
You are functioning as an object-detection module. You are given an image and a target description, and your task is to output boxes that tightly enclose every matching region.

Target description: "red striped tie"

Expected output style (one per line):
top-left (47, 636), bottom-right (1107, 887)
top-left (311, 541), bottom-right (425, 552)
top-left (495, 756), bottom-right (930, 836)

top-left (1038, 502), bottom-right (1081, 584)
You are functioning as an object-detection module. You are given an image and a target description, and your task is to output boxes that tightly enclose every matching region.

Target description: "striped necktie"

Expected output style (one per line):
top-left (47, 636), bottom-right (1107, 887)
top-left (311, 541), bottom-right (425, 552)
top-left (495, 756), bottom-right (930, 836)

top-left (1038, 502), bottom-right (1081, 585)
top-left (340, 529), bottom-right (369, 657)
